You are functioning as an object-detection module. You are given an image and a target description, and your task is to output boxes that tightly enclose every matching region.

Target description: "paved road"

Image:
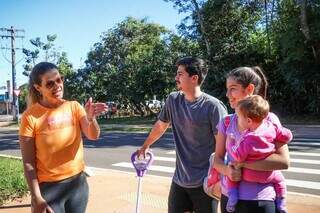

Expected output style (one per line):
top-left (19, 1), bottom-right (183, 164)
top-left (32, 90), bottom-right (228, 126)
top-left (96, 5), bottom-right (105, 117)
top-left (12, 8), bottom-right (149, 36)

top-left (1, 128), bottom-right (320, 196)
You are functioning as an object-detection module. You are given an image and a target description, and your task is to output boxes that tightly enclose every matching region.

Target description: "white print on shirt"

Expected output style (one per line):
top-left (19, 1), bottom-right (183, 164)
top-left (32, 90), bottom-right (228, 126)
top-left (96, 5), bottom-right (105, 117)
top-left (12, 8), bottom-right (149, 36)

top-left (47, 112), bottom-right (73, 129)
top-left (228, 133), bottom-right (245, 154)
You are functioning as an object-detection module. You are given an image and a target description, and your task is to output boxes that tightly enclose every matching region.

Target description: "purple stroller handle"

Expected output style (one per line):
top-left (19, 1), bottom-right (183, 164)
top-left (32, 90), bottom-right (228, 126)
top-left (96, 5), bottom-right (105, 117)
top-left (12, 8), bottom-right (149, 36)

top-left (131, 151), bottom-right (154, 177)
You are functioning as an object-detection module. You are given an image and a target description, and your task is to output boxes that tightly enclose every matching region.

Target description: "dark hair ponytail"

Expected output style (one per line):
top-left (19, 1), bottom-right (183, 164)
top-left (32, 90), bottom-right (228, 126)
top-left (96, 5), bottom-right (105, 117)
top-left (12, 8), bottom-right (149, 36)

top-left (227, 66), bottom-right (268, 99)
top-left (251, 66), bottom-right (268, 99)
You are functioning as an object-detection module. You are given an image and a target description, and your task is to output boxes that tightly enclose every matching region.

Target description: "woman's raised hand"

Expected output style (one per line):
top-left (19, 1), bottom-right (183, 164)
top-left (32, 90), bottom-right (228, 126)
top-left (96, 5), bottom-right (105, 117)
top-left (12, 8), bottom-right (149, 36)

top-left (85, 97), bottom-right (108, 120)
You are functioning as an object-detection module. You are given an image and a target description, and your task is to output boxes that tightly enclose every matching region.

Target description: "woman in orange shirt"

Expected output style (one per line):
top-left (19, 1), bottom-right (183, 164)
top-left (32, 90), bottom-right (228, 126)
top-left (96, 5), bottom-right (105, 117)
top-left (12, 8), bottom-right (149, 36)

top-left (19, 62), bottom-right (107, 213)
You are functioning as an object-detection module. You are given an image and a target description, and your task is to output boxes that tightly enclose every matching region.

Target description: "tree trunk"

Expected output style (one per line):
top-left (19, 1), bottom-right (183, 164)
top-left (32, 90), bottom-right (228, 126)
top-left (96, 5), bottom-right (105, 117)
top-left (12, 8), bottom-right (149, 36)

top-left (297, 0), bottom-right (318, 62)
top-left (144, 104), bottom-right (157, 117)
top-left (271, 0), bottom-right (275, 24)
top-left (317, 80), bottom-right (320, 114)
top-left (265, 0), bottom-right (271, 56)
top-left (130, 101), bottom-right (147, 117)
top-left (191, 0), bottom-right (211, 57)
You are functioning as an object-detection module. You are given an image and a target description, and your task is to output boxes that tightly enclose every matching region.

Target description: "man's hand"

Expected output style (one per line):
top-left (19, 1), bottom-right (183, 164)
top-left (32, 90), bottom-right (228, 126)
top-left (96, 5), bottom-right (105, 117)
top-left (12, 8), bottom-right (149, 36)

top-left (137, 145), bottom-right (150, 159)
top-left (135, 120), bottom-right (169, 159)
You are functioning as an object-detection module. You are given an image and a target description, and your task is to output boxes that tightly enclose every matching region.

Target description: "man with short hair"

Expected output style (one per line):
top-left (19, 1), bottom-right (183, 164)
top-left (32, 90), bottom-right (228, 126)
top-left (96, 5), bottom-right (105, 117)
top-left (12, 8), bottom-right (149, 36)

top-left (138, 57), bottom-right (227, 213)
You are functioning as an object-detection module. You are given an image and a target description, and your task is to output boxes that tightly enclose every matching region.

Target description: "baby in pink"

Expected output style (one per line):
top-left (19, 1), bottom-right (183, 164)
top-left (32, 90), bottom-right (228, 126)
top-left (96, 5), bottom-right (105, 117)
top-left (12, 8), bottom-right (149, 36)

top-left (225, 95), bottom-right (293, 212)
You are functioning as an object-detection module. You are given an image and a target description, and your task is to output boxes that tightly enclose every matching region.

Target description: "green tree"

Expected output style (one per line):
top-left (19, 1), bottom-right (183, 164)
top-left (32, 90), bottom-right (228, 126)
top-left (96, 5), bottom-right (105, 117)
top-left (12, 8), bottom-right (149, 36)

top-left (22, 34), bottom-right (62, 76)
top-left (269, 0), bottom-right (320, 115)
top-left (167, 0), bottom-right (320, 116)
top-left (57, 52), bottom-right (75, 100)
top-left (167, 0), bottom-right (264, 102)
top-left (165, 0), bottom-right (211, 57)
top-left (18, 83), bottom-right (28, 112)
top-left (21, 35), bottom-right (75, 109)
top-left (76, 17), bottom-right (198, 116)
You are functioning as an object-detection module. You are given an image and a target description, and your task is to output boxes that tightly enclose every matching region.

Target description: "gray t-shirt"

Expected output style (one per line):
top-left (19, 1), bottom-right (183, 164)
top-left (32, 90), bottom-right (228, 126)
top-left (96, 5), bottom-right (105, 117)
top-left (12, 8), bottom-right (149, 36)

top-left (158, 91), bottom-right (227, 188)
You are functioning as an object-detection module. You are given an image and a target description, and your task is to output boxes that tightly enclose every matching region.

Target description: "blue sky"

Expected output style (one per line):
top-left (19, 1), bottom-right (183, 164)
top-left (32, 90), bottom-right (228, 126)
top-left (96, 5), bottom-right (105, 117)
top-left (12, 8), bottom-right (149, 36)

top-left (0, 0), bottom-right (185, 91)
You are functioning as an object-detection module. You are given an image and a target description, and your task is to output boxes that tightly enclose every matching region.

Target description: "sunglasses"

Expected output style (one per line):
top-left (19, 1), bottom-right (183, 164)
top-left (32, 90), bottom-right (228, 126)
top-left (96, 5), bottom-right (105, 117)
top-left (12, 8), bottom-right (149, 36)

top-left (45, 76), bottom-right (64, 89)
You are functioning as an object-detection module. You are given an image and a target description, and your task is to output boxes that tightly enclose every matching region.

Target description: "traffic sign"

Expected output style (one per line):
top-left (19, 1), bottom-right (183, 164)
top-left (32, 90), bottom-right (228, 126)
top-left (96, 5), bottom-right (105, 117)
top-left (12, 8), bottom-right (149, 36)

top-left (13, 89), bottom-right (21, 97)
top-left (0, 94), bottom-right (5, 101)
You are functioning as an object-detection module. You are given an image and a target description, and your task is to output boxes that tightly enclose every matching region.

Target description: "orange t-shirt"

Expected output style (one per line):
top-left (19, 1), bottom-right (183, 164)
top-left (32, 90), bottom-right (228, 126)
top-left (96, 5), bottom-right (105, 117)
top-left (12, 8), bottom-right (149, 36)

top-left (19, 101), bottom-right (87, 183)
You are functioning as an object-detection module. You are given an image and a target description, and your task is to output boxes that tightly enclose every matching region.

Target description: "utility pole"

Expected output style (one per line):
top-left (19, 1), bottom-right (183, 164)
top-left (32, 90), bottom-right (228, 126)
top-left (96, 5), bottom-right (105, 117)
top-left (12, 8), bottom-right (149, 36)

top-left (0, 26), bottom-right (25, 122)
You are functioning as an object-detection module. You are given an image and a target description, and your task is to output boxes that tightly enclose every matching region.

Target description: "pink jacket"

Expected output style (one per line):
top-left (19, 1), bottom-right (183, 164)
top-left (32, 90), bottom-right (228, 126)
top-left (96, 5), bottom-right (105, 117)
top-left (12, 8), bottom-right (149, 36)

top-left (227, 114), bottom-right (292, 183)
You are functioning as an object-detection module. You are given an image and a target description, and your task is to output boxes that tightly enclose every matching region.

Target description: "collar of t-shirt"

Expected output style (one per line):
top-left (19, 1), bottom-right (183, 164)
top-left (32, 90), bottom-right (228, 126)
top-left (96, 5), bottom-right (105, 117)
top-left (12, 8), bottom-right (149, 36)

top-left (182, 92), bottom-right (205, 105)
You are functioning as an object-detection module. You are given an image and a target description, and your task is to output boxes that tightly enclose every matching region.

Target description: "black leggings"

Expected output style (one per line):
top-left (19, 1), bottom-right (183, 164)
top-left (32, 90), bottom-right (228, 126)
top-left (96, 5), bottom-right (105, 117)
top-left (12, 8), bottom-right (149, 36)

top-left (220, 194), bottom-right (278, 213)
top-left (39, 172), bottom-right (89, 213)
top-left (168, 181), bottom-right (219, 213)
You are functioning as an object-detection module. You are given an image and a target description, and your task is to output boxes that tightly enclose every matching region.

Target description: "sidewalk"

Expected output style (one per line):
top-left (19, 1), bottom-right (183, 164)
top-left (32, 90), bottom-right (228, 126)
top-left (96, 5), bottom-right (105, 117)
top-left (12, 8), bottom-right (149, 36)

top-left (1, 168), bottom-right (320, 213)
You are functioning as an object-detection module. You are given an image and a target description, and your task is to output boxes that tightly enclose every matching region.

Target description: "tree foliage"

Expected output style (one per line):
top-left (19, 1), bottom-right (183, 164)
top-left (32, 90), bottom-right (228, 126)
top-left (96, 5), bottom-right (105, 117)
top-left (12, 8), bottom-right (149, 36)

top-left (21, 1), bottom-right (320, 117)
top-left (22, 35), bottom-right (74, 77)
top-left (167, 0), bottom-right (320, 115)
top-left (21, 35), bottom-right (74, 106)
top-left (68, 17), bottom-right (199, 116)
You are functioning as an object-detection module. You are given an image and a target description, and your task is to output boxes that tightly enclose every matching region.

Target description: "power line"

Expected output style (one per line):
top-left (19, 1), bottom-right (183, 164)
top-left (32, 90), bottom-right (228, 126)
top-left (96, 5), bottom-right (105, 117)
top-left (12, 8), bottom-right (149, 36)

top-left (0, 26), bottom-right (25, 122)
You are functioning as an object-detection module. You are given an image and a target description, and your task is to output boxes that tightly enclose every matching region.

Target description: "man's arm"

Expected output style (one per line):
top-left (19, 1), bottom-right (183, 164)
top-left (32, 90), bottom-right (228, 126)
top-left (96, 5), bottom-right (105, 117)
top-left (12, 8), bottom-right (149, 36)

top-left (137, 120), bottom-right (170, 157)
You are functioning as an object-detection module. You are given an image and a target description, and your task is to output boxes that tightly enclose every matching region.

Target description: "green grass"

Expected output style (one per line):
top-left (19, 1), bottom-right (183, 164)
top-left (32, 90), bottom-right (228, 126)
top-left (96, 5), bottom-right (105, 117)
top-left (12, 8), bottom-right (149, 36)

top-left (102, 126), bottom-right (152, 132)
top-left (0, 121), bottom-right (19, 128)
top-left (98, 114), bottom-right (320, 126)
top-left (98, 115), bottom-right (175, 133)
top-left (101, 126), bottom-right (173, 133)
top-left (98, 115), bottom-right (157, 125)
top-left (0, 157), bottom-right (28, 206)
top-left (8, 122), bottom-right (19, 128)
